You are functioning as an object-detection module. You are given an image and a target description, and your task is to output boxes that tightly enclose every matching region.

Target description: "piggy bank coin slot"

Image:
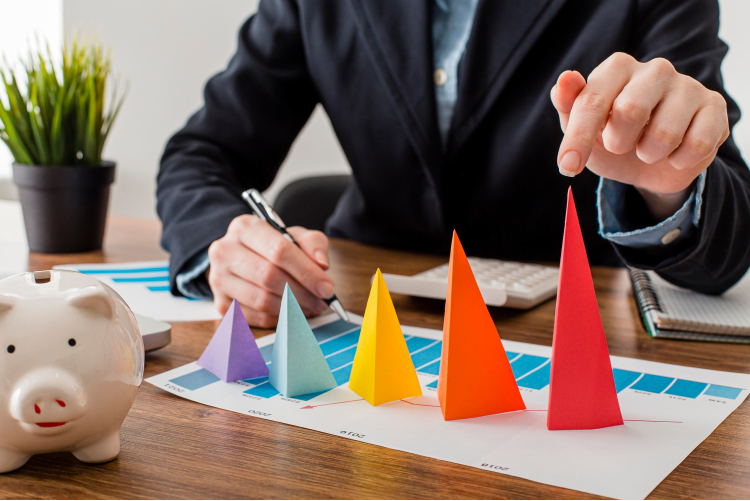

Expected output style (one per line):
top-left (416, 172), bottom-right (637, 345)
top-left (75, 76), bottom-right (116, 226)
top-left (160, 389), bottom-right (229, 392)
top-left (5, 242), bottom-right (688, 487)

top-left (33, 271), bottom-right (51, 284)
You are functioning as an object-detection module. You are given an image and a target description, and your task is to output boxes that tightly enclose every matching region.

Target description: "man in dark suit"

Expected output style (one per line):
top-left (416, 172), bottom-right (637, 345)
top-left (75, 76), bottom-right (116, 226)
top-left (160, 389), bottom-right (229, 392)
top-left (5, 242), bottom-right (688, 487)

top-left (158, 0), bottom-right (750, 327)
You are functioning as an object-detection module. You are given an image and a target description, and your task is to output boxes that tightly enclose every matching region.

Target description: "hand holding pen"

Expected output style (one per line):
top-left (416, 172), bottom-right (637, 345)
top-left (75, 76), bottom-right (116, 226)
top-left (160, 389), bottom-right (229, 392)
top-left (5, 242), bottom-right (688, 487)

top-left (205, 189), bottom-right (349, 328)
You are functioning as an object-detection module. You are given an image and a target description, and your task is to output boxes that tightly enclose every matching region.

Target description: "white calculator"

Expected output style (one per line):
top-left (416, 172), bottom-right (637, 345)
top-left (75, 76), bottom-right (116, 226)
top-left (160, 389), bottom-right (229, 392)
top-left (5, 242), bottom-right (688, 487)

top-left (381, 258), bottom-right (559, 309)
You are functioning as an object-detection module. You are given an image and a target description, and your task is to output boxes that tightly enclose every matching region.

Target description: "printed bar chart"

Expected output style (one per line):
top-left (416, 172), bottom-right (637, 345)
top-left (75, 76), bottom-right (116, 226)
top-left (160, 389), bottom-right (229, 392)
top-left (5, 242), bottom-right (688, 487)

top-left (149, 315), bottom-right (750, 500)
top-left (168, 318), bottom-right (744, 402)
top-left (54, 261), bottom-right (220, 321)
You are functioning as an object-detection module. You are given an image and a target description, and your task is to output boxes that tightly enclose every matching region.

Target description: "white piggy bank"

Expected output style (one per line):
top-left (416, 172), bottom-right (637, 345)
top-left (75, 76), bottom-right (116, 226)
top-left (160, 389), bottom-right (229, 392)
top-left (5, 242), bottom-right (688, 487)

top-left (0, 270), bottom-right (144, 473)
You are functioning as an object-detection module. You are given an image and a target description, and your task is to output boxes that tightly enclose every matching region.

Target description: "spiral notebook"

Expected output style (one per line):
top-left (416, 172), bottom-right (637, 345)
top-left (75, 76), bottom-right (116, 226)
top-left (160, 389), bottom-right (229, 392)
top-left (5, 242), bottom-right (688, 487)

top-left (630, 268), bottom-right (750, 343)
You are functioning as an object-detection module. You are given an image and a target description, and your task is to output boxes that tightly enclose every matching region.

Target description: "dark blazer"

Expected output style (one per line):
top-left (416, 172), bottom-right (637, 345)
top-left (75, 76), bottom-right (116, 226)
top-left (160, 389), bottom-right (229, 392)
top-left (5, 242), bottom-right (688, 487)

top-left (158, 0), bottom-right (750, 295)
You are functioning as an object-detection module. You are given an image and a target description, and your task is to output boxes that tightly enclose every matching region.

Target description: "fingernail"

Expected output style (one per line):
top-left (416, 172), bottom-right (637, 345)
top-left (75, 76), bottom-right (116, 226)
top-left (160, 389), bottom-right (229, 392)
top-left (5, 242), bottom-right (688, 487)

top-left (314, 250), bottom-right (329, 267)
top-left (317, 281), bottom-right (334, 299)
top-left (558, 151), bottom-right (580, 177)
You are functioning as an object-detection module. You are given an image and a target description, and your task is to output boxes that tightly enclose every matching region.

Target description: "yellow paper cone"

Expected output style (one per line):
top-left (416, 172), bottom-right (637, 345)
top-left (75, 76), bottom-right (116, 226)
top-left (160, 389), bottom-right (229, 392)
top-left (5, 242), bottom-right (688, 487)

top-left (349, 269), bottom-right (422, 405)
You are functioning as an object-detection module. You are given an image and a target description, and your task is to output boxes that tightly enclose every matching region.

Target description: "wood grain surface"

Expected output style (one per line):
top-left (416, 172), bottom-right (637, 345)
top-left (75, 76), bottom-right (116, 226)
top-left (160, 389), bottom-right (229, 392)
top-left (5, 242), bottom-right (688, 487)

top-left (3, 216), bottom-right (749, 499)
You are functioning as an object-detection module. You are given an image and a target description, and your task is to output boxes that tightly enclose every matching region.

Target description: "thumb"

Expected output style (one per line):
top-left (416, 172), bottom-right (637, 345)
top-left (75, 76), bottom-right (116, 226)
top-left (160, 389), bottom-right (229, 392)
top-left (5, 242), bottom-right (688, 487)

top-left (287, 226), bottom-right (330, 270)
top-left (551, 70), bottom-right (587, 132)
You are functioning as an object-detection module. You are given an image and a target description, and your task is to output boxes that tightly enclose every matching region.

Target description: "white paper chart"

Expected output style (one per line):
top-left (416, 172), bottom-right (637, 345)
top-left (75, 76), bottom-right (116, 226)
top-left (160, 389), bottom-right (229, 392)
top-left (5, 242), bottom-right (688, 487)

top-left (147, 314), bottom-right (750, 499)
top-left (54, 261), bottom-right (221, 322)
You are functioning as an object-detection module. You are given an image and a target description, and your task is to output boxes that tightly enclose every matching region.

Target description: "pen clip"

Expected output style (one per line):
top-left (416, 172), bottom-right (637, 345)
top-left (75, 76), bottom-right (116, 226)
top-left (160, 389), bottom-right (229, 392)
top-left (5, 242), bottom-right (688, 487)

top-left (242, 189), bottom-right (287, 230)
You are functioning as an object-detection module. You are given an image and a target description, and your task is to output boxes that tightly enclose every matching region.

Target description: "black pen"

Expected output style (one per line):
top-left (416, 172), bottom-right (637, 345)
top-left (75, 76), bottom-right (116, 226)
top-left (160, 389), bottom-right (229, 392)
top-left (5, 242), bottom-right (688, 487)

top-left (241, 189), bottom-right (350, 323)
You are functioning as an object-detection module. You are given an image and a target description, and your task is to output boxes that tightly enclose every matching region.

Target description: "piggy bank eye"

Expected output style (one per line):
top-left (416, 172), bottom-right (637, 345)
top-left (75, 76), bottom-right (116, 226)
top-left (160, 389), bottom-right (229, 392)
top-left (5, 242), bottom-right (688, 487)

top-left (68, 338), bottom-right (76, 347)
top-left (6, 345), bottom-right (15, 354)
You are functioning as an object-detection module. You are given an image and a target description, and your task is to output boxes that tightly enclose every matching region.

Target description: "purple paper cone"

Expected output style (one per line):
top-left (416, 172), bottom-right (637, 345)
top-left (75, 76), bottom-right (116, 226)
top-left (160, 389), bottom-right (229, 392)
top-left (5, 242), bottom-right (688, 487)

top-left (197, 299), bottom-right (269, 382)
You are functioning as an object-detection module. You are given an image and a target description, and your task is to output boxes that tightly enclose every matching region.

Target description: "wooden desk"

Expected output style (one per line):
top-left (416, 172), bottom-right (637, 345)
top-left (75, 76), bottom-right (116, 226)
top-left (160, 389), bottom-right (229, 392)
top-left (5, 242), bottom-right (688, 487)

top-left (6, 216), bottom-right (750, 499)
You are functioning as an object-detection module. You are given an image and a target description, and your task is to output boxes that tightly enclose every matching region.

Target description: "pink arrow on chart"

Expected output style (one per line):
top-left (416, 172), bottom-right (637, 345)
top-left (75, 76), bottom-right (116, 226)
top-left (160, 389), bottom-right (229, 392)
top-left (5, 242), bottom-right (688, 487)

top-left (300, 397), bottom-right (439, 409)
top-left (301, 398), bottom-right (364, 409)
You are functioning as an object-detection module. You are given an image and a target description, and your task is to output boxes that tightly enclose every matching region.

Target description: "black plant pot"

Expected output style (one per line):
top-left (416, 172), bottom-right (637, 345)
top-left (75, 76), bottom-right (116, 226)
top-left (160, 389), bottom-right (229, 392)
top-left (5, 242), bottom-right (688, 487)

top-left (12, 162), bottom-right (115, 253)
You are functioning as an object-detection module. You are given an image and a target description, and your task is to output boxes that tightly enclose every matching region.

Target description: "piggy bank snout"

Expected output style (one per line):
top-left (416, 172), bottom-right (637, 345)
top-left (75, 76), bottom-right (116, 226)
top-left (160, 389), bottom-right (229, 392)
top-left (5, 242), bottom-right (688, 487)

top-left (10, 368), bottom-right (87, 431)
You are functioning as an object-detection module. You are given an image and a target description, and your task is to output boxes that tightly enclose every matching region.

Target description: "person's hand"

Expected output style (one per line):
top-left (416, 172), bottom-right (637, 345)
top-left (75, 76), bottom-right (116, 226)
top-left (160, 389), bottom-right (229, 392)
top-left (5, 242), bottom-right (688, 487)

top-left (551, 53), bottom-right (729, 220)
top-left (207, 215), bottom-right (332, 327)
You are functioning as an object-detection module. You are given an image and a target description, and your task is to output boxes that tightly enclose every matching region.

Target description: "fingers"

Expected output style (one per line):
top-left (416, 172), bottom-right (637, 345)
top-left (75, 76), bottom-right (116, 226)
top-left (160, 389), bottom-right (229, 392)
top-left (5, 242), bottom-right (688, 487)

top-left (208, 221), bottom-right (328, 315)
top-left (602, 59), bottom-right (673, 155)
top-left (288, 226), bottom-right (330, 270)
top-left (550, 70), bottom-right (587, 133)
top-left (232, 216), bottom-right (335, 300)
top-left (214, 290), bottom-right (278, 329)
top-left (667, 92), bottom-right (729, 170)
top-left (557, 53), bottom-right (635, 176)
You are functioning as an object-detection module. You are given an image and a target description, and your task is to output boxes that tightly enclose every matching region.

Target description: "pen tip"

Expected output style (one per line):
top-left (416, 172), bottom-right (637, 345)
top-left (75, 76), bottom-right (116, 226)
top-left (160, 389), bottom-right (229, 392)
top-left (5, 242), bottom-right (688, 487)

top-left (329, 299), bottom-right (350, 323)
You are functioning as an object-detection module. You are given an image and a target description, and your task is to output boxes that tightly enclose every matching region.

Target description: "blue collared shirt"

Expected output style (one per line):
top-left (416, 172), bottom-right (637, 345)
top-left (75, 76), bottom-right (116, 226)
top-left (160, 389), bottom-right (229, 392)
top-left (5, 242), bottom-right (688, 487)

top-left (176, 0), bottom-right (704, 298)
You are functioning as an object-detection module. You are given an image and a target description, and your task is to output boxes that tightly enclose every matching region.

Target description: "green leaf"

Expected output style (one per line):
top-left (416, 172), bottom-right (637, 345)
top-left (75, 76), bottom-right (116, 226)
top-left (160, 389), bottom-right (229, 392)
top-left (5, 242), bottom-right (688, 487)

top-left (0, 36), bottom-right (125, 166)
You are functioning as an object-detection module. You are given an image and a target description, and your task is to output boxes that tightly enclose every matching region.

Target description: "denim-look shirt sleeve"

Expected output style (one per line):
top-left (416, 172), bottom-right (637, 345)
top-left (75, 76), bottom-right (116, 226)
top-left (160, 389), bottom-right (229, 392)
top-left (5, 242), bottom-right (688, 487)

top-left (175, 250), bottom-right (213, 299)
top-left (598, 171), bottom-right (706, 248)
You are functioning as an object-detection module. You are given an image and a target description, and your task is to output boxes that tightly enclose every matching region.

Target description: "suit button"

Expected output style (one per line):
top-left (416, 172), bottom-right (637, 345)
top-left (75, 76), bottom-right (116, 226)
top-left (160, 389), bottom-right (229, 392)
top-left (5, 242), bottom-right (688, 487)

top-left (434, 68), bottom-right (448, 87)
top-left (661, 228), bottom-right (681, 245)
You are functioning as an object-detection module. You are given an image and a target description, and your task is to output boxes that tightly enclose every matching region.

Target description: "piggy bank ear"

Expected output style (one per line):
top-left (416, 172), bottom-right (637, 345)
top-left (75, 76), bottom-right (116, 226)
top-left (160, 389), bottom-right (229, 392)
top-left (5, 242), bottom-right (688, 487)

top-left (0, 294), bottom-right (15, 313)
top-left (65, 287), bottom-right (115, 319)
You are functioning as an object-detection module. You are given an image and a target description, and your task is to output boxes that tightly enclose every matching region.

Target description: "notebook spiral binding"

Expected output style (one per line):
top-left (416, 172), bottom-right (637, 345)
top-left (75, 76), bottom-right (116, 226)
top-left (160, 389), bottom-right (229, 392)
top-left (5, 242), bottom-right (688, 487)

top-left (629, 268), bottom-right (663, 316)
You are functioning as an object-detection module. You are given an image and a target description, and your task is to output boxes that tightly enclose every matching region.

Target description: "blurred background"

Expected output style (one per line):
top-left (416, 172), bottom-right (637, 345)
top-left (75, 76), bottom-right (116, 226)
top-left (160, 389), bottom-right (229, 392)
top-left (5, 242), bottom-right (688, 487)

top-left (0, 0), bottom-right (747, 220)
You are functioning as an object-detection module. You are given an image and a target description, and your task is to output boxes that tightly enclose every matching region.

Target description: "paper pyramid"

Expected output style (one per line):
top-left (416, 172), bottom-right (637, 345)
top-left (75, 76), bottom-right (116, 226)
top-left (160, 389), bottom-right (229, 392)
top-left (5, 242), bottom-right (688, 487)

top-left (437, 231), bottom-right (526, 420)
top-left (349, 269), bottom-right (422, 405)
top-left (268, 284), bottom-right (337, 398)
top-left (197, 299), bottom-right (269, 382)
top-left (547, 188), bottom-right (623, 430)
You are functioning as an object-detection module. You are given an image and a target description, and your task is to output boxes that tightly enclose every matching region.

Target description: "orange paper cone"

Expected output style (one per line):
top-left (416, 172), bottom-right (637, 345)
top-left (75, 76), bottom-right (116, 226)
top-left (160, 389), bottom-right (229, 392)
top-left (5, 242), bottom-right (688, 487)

top-left (437, 231), bottom-right (526, 421)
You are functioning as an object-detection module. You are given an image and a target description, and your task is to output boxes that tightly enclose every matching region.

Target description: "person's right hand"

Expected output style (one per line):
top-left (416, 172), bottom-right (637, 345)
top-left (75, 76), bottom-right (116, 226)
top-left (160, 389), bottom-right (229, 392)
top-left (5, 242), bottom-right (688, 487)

top-left (207, 214), bottom-right (333, 328)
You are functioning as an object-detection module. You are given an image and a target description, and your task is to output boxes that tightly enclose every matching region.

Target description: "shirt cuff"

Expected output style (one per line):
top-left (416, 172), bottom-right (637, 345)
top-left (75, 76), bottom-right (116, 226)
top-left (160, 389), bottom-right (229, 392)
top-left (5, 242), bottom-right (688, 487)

top-left (597, 171), bottom-right (706, 248)
top-left (175, 250), bottom-right (213, 299)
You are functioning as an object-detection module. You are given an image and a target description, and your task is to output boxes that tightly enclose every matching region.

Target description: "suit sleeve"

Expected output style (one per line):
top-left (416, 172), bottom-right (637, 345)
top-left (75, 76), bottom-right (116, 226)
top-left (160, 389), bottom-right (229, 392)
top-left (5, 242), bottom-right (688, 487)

top-left (609, 0), bottom-right (750, 294)
top-left (157, 0), bottom-right (317, 295)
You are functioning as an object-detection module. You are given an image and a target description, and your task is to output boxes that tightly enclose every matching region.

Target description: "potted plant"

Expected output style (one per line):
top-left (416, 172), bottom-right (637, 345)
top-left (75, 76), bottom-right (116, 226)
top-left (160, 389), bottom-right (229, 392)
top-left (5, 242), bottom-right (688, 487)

top-left (0, 38), bottom-right (126, 253)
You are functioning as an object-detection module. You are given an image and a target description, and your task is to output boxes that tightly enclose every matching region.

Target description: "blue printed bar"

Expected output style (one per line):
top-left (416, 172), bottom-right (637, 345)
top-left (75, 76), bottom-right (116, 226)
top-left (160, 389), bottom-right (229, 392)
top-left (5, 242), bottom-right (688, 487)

top-left (665, 379), bottom-right (708, 399)
top-left (242, 376), bottom-right (269, 385)
top-left (319, 330), bottom-right (361, 356)
top-left (510, 355), bottom-right (549, 379)
top-left (631, 374), bottom-right (674, 394)
top-left (426, 380), bottom-right (438, 389)
top-left (112, 276), bottom-right (170, 283)
top-left (244, 382), bottom-right (280, 398)
top-left (704, 384), bottom-right (742, 400)
top-left (406, 337), bottom-right (434, 353)
top-left (506, 351), bottom-right (520, 361)
top-left (77, 266), bottom-right (169, 274)
top-left (332, 364), bottom-right (354, 386)
top-left (326, 346), bottom-right (358, 369)
top-left (517, 362), bottom-right (551, 390)
top-left (147, 285), bottom-right (171, 292)
top-left (312, 319), bottom-right (358, 342)
top-left (411, 342), bottom-right (443, 368)
top-left (170, 368), bottom-right (219, 391)
top-left (419, 360), bottom-right (440, 375)
top-left (613, 368), bottom-right (641, 393)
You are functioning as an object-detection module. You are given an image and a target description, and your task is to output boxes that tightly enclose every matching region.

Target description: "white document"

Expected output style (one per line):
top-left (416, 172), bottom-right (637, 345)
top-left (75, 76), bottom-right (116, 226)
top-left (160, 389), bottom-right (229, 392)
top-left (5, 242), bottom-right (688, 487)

top-left (54, 261), bottom-right (221, 322)
top-left (147, 313), bottom-right (750, 499)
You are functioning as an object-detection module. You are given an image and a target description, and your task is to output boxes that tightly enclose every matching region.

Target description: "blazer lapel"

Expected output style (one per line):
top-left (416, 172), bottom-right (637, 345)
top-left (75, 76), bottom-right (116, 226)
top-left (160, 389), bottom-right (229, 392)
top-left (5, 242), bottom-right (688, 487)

top-left (347, 0), bottom-right (443, 178)
top-left (449, 0), bottom-right (568, 152)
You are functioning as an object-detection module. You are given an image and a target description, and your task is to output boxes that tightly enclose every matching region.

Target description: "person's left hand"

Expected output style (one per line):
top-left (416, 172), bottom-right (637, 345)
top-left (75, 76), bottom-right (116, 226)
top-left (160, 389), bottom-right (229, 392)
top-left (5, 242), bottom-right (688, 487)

top-left (551, 53), bottom-right (729, 220)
